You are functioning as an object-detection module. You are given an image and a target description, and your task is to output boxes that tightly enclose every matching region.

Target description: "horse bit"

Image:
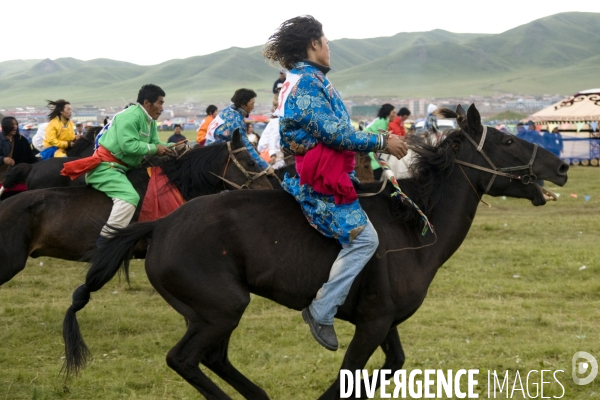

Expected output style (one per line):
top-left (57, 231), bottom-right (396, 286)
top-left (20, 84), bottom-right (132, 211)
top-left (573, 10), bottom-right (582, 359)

top-left (209, 141), bottom-right (270, 190)
top-left (455, 125), bottom-right (539, 195)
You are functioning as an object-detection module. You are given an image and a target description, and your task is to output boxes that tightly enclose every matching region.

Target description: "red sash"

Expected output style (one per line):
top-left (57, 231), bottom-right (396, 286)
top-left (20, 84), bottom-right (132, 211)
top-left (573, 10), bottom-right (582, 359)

top-left (296, 144), bottom-right (357, 205)
top-left (60, 146), bottom-right (126, 180)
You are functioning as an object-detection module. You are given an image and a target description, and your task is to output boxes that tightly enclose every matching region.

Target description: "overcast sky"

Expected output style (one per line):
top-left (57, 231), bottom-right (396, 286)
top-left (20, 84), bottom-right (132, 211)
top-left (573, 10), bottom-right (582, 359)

top-left (4, 1), bottom-right (600, 65)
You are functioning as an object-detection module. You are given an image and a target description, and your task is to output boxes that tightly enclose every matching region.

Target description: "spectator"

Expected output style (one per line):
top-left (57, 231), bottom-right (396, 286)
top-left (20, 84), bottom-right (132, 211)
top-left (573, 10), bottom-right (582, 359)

top-left (168, 124), bottom-right (187, 143)
top-left (41, 99), bottom-right (77, 159)
top-left (364, 104), bottom-right (396, 181)
top-left (388, 107), bottom-right (411, 137)
top-left (75, 122), bottom-right (85, 136)
top-left (1, 116), bottom-right (38, 198)
top-left (517, 121), bottom-right (543, 147)
top-left (515, 122), bottom-right (525, 138)
top-left (272, 69), bottom-right (286, 111)
top-left (257, 117), bottom-right (285, 169)
top-left (543, 127), bottom-right (563, 158)
top-left (246, 122), bottom-right (258, 147)
top-left (32, 122), bottom-right (49, 152)
top-left (364, 104), bottom-right (395, 134)
top-left (424, 104), bottom-right (439, 134)
top-left (196, 105), bottom-right (218, 146)
top-left (517, 121), bottom-right (544, 186)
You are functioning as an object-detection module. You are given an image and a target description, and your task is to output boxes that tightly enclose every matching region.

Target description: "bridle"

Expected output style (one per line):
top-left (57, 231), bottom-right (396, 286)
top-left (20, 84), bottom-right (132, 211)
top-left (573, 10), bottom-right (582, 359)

top-left (209, 142), bottom-right (270, 190)
top-left (454, 125), bottom-right (539, 195)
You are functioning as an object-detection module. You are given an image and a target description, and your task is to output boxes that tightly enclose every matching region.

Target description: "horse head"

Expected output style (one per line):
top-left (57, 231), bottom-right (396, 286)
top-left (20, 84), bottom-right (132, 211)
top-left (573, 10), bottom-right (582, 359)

top-left (223, 129), bottom-right (273, 190)
top-left (442, 104), bottom-right (568, 206)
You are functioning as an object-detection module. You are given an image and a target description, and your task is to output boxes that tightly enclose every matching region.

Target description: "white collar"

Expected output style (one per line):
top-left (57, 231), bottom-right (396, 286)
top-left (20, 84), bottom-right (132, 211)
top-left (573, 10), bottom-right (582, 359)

top-left (138, 103), bottom-right (153, 122)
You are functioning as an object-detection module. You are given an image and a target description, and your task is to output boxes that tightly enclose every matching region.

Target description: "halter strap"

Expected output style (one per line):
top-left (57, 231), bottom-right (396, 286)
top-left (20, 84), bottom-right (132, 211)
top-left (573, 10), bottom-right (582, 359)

top-left (209, 142), bottom-right (270, 190)
top-left (456, 127), bottom-right (539, 194)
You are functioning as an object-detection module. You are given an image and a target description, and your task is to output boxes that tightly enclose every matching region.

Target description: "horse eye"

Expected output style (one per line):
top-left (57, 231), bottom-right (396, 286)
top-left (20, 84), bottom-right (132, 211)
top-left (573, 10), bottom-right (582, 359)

top-left (505, 139), bottom-right (513, 145)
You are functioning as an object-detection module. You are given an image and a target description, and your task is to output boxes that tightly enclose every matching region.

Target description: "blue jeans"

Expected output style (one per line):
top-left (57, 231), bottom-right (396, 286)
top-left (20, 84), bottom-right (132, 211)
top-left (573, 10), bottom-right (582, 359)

top-left (309, 220), bottom-right (379, 325)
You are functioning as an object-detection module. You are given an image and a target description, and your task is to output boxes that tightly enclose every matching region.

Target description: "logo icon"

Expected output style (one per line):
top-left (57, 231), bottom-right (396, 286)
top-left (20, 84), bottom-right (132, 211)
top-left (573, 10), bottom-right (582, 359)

top-left (572, 351), bottom-right (598, 385)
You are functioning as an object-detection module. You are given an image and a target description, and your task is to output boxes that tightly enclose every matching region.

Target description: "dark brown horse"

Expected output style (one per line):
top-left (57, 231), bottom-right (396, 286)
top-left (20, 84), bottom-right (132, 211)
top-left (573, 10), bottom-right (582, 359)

top-left (1, 126), bottom-right (101, 191)
top-left (63, 105), bottom-right (568, 399)
top-left (0, 131), bottom-right (272, 286)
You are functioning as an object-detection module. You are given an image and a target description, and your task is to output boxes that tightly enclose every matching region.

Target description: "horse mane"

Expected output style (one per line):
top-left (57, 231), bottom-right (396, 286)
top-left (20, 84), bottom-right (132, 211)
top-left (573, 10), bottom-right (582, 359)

top-left (392, 110), bottom-right (464, 227)
top-left (157, 143), bottom-right (228, 199)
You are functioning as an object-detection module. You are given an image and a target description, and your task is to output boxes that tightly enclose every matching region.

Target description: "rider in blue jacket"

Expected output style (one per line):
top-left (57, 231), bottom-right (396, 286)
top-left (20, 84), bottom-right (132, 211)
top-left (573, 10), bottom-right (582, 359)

top-left (264, 15), bottom-right (407, 350)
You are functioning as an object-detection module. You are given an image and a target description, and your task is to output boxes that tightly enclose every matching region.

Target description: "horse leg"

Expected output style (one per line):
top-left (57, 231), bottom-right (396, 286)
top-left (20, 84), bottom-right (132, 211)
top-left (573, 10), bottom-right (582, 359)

top-left (379, 327), bottom-right (405, 371)
top-left (166, 321), bottom-right (236, 400)
top-left (153, 271), bottom-right (260, 399)
top-left (202, 334), bottom-right (270, 399)
top-left (0, 230), bottom-right (30, 286)
top-left (317, 320), bottom-right (392, 400)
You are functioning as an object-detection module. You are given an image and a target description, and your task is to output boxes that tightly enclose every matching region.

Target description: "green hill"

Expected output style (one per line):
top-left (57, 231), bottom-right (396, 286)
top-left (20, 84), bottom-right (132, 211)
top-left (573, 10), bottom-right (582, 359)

top-left (0, 12), bottom-right (598, 107)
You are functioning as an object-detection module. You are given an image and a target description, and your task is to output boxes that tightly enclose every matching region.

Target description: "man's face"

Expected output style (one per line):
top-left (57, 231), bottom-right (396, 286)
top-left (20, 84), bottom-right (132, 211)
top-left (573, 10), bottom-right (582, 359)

top-left (76, 125), bottom-right (83, 133)
top-left (400, 114), bottom-right (409, 122)
top-left (10, 119), bottom-right (18, 134)
top-left (143, 96), bottom-right (164, 120)
top-left (314, 35), bottom-right (330, 67)
top-left (241, 98), bottom-right (256, 114)
top-left (61, 104), bottom-right (73, 120)
top-left (388, 109), bottom-right (397, 120)
top-left (174, 126), bottom-right (182, 134)
top-left (279, 73), bottom-right (285, 81)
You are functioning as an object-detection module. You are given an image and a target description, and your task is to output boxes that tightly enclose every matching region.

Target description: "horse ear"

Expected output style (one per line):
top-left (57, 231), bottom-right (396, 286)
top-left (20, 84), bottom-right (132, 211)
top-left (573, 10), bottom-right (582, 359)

top-left (232, 129), bottom-right (241, 148)
top-left (455, 104), bottom-right (467, 128)
top-left (466, 104), bottom-right (482, 133)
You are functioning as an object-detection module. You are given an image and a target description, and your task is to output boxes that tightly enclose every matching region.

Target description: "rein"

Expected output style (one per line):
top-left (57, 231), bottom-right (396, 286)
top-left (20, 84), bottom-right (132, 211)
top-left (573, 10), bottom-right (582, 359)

top-left (209, 142), bottom-right (270, 190)
top-left (455, 126), bottom-right (539, 195)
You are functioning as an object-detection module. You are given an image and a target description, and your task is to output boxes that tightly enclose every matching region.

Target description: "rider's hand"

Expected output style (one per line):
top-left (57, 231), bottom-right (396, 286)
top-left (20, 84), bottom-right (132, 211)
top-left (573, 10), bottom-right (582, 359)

top-left (3, 157), bottom-right (15, 166)
top-left (269, 155), bottom-right (277, 165)
top-left (156, 145), bottom-right (174, 156)
top-left (383, 135), bottom-right (408, 159)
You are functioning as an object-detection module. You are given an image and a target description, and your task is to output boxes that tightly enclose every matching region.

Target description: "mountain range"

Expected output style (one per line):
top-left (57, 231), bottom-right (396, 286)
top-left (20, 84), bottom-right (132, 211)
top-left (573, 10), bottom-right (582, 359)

top-left (0, 12), bottom-right (598, 107)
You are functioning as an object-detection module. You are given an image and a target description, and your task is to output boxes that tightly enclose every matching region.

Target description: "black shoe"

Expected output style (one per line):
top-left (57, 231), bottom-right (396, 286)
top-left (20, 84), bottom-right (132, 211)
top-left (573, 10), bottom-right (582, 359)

top-left (302, 308), bottom-right (338, 351)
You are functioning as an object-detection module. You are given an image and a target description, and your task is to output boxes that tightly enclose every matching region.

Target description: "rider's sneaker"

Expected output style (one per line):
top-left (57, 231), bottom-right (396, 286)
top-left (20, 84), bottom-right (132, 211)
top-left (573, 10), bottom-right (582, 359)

top-left (302, 308), bottom-right (338, 351)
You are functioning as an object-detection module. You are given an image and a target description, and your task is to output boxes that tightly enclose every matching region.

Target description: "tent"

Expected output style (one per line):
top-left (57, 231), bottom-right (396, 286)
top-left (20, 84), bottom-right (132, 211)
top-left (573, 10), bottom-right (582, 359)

top-left (529, 88), bottom-right (600, 165)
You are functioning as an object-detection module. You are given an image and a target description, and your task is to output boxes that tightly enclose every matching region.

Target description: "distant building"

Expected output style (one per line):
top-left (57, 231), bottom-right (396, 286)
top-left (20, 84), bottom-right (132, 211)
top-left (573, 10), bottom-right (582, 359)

top-left (73, 105), bottom-right (99, 123)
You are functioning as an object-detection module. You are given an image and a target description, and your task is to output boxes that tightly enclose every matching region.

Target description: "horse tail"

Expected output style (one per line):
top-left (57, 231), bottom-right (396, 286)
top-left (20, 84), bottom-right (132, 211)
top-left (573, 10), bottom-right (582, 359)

top-left (2, 163), bottom-right (32, 188)
top-left (62, 221), bottom-right (156, 377)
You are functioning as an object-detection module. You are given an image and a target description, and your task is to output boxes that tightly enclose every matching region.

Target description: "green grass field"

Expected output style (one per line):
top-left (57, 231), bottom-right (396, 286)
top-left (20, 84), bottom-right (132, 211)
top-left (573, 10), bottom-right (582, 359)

top-left (1, 167), bottom-right (599, 399)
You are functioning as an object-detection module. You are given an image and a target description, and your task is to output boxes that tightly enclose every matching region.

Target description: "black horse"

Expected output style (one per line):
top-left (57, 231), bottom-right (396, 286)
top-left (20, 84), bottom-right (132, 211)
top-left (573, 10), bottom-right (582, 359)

top-left (0, 131), bottom-right (272, 286)
top-left (2, 126), bottom-right (100, 191)
top-left (63, 105), bottom-right (568, 399)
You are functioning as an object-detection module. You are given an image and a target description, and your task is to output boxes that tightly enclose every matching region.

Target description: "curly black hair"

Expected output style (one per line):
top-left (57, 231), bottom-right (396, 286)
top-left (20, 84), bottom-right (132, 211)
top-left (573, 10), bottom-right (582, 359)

top-left (264, 15), bottom-right (323, 70)
top-left (231, 89), bottom-right (257, 109)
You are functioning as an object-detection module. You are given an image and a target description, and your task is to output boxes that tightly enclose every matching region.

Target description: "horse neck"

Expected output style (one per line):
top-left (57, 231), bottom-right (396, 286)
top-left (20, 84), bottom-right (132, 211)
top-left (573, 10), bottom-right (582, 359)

top-left (393, 163), bottom-right (484, 282)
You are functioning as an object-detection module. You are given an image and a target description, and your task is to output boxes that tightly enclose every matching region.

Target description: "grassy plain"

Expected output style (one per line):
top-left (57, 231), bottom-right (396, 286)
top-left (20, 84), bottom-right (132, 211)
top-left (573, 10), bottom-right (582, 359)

top-left (0, 167), bottom-right (599, 399)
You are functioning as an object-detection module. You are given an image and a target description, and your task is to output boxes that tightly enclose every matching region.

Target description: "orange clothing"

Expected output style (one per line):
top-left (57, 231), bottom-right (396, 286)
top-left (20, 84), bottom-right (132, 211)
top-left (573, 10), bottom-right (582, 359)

top-left (388, 116), bottom-right (407, 137)
top-left (196, 115), bottom-right (215, 145)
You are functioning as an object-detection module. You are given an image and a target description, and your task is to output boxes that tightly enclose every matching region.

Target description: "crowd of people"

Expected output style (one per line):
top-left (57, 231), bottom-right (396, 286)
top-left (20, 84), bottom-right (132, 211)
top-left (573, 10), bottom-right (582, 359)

top-left (516, 121), bottom-right (564, 157)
